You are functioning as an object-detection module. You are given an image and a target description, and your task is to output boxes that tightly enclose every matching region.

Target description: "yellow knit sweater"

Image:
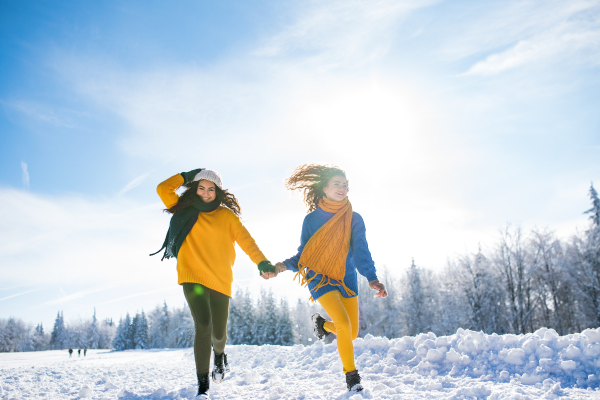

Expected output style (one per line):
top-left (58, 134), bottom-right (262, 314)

top-left (157, 174), bottom-right (267, 296)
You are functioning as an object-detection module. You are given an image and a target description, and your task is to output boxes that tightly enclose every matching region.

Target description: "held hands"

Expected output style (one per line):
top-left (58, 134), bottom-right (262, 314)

top-left (258, 261), bottom-right (287, 280)
top-left (369, 279), bottom-right (388, 298)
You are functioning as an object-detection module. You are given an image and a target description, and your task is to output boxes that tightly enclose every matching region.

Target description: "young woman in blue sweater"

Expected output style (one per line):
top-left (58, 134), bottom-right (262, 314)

top-left (268, 164), bottom-right (387, 393)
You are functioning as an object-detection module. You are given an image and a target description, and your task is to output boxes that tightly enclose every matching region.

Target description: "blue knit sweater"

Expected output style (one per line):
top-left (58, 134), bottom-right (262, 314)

top-left (283, 208), bottom-right (378, 300)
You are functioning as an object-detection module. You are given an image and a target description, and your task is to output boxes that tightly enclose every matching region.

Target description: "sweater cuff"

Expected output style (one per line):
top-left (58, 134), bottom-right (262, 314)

top-left (366, 274), bottom-right (378, 283)
top-left (283, 260), bottom-right (298, 273)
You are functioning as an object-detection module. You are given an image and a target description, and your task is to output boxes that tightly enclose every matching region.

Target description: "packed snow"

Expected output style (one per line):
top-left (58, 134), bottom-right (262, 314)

top-left (1, 327), bottom-right (600, 399)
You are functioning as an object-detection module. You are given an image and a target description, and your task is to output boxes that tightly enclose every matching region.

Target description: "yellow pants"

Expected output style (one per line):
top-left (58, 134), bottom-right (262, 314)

top-left (317, 290), bottom-right (359, 374)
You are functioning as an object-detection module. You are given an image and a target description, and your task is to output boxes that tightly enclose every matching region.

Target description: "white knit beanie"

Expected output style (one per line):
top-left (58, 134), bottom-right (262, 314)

top-left (193, 169), bottom-right (223, 189)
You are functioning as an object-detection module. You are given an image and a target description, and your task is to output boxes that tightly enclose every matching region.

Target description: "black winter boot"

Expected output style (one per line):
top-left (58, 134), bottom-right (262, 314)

top-left (212, 352), bottom-right (227, 383)
top-left (311, 313), bottom-right (330, 341)
top-left (346, 370), bottom-right (363, 392)
top-left (223, 353), bottom-right (230, 372)
top-left (196, 373), bottom-right (209, 399)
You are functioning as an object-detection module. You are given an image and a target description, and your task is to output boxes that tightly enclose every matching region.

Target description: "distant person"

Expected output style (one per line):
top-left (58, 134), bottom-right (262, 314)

top-left (84, 348), bottom-right (87, 356)
top-left (151, 168), bottom-right (275, 399)
top-left (68, 348), bottom-right (73, 357)
top-left (268, 164), bottom-right (387, 393)
top-left (78, 349), bottom-right (81, 357)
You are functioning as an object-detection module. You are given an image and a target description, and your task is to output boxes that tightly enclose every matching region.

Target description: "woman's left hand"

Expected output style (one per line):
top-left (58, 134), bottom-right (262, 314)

top-left (369, 280), bottom-right (388, 298)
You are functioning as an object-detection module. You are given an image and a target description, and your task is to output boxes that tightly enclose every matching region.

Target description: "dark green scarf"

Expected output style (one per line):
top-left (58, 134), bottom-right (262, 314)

top-left (150, 199), bottom-right (220, 260)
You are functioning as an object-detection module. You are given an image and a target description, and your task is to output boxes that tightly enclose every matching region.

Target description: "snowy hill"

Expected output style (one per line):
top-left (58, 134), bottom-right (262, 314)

top-left (1, 327), bottom-right (599, 399)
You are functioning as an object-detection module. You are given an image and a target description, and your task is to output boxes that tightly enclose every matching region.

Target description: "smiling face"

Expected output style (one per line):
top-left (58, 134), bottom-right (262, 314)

top-left (196, 180), bottom-right (217, 203)
top-left (323, 175), bottom-right (349, 202)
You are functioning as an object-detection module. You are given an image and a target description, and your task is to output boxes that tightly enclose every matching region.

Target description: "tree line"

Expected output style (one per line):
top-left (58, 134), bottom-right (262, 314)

top-left (1, 184), bottom-right (599, 352)
top-left (361, 184), bottom-right (600, 338)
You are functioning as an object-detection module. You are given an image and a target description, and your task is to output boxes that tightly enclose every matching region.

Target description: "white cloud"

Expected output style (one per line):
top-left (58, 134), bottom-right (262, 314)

top-left (41, 284), bottom-right (121, 307)
top-left (118, 172), bottom-right (150, 197)
top-left (1, 100), bottom-right (80, 128)
top-left (0, 288), bottom-right (41, 302)
top-left (21, 162), bottom-right (29, 189)
top-left (454, 0), bottom-right (600, 75)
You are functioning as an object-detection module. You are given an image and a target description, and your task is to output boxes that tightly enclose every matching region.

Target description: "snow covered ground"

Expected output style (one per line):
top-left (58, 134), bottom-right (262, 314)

top-left (1, 327), bottom-right (600, 399)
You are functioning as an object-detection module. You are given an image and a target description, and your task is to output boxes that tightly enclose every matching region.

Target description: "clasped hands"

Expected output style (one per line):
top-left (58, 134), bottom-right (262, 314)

top-left (259, 262), bottom-right (287, 280)
top-left (259, 261), bottom-right (388, 299)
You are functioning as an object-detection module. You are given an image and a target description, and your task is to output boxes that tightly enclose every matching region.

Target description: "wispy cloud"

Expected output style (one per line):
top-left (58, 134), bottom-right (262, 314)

top-left (99, 286), bottom-right (174, 305)
top-left (118, 172), bottom-right (150, 196)
top-left (21, 162), bottom-right (29, 189)
top-left (1, 100), bottom-right (79, 128)
top-left (0, 288), bottom-right (42, 302)
top-left (456, 0), bottom-right (600, 76)
top-left (254, 0), bottom-right (439, 67)
top-left (41, 284), bottom-right (121, 307)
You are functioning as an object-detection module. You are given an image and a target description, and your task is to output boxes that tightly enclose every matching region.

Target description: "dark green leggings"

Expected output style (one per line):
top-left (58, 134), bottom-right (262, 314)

top-left (182, 283), bottom-right (230, 374)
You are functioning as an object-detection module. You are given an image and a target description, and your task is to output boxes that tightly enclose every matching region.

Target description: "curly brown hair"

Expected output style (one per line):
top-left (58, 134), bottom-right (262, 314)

top-left (285, 164), bottom-right (348, 212)
top-left (165, 180), bottom-right (241, 216)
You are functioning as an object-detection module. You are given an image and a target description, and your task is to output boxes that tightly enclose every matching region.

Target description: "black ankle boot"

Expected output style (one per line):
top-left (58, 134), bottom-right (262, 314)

top-left (212, 352), bottom-right (227, 383)
top-left (196, 373), bottom-right (209, 398)
top-left (311, 313), bottom-right (330, 341)
top-left (346, 370), bottom-right (363, 392)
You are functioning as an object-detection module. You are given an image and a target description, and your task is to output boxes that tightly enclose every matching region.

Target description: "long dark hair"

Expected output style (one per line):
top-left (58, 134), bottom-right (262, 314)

top-left (285, 164), bottom-right (347, 212)
top-left (165, 180), bottom-right (241, 216)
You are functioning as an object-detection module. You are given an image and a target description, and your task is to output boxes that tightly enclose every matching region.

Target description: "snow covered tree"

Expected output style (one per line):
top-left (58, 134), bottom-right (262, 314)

top-left (112, 314), bottom-right (133, 351)
top-left (274, 298), bottom-right (295, 346)
top-left (50, 311), bottom-right (68, 350)
top-left (171, 305), bottom-right (194, 348)
top-left (567, 185), bottom-right (600, 328)
top-left (452, 250), bottom-right (507, 334)
top-left (254, 288), bottom-right (279, 345)
top-left (400, 259), bottom-right (435, 335)
top-left (87, 308), bottom-right (101, 349)
top-left (30, 323), bottom-right (48, 351)
top-left (585, 183), bottom-right (600, 227)
top-left (227, 288), bottom-right (248, 345)
top-left (0, 318), bottom-right (29, 352)
top-left (99, 318), bottom-right (116, 349)
top-left (149, 301), bottom-right (171, 348)
top-left (133, 310), bottom-right (149, 349)
top-left (493, 226), bottom-right (535, 334)
top-left (529, 230), bottom-right (576, 335)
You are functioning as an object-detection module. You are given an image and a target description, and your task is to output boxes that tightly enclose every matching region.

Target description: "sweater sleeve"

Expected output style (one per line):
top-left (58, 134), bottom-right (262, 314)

top-left (283, 216), bottom-right (311, 273)
top-left (351, 213), bottom-right (378, 282)
top-left (232, 215), bottom-right (267, 265)
top-left (157, 174), bottom-right (185, 209)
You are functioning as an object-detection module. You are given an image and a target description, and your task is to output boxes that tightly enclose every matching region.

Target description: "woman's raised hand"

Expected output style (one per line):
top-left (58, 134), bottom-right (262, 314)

top-left (369, 279), bottom-right (388, 298)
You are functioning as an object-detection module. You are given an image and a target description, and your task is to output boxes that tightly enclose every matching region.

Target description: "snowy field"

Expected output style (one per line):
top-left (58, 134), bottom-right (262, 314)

top-left (1, 328), bottom-right (600, 399)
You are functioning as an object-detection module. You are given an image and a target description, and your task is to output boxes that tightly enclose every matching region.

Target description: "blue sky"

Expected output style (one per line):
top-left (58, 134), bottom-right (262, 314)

top-left (1, 0), bottom-right (599, 329)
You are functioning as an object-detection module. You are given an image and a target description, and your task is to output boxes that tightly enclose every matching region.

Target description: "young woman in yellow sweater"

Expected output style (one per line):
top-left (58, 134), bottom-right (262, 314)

top-left (152, 168), bottom-right (275, 399)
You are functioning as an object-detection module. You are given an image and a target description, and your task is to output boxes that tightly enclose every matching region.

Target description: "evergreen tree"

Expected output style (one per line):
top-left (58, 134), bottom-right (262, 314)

top-left (112, 316), bottom-right (129, 351)
top-left (585, 183), bottom-right (600, 226)
top-left (237, 289), bottom-right (255, 345)
top-left (50, 311), bottom-right (68, 350)
top-left (401, 259), bottom-right (434, 335)
top-left (274, 298), bottom-right (295, 346)
top-left (30, 323), bottom-right (48, 351)
top-left (133, 310), bottom-right (149, 349)
top-left (171, 305), bottom-right (194, 348)
top-left (227, 289), bottom-right (244, 345)
top-left (87, 308), bottom-right (101, 349)
top-left (150, 301), bottom-right (171, 348)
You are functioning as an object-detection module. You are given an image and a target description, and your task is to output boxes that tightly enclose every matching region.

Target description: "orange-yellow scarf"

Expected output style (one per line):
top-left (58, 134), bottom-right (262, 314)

top-left (295, 197), bottom-right (356, 299)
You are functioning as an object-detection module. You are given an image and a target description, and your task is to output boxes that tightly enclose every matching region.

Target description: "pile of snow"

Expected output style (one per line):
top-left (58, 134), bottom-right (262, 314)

top-left (377, 326), bottom-right (600, 389)
top-left (0, 327), bottom-right (599, 399)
